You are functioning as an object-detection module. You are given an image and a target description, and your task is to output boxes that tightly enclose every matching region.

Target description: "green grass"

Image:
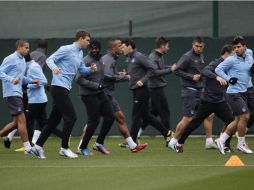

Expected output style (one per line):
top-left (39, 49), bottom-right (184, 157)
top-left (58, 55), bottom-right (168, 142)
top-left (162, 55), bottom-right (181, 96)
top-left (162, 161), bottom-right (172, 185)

top-left (1, 137), bottom-right (254, 190)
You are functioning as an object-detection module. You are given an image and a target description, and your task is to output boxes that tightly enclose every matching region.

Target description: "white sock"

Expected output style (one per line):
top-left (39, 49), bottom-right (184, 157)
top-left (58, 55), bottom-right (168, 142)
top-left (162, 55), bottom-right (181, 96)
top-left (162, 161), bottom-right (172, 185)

top-left (169, 137), bottom-right (178, 145)
top-left (77, 139), bottom-right (83, 149)
top-left (238, 136), bottom-right (246, 145)
top-left (32, 130), bottom-right (41, 145)
top-left (126, 137), bottom-right (137, 149)
top-left (23, 141), bottom-right (32, 151)
top-left (7, 129), bottom-right (17, 141)
top-left (219, 132), bottom-right (230, 144)
top-left (206, 137), bottom-right (213, 145)
top-left (35, 144), bottom-right (43, 150)
top-left (137, 128), bottom-right (143, 138)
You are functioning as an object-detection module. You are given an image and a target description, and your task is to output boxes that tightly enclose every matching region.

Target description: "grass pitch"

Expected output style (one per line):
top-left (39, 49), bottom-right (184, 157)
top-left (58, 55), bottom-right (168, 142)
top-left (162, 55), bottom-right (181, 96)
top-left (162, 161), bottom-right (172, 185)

top-left (0, 137), bottom-right (254, 190)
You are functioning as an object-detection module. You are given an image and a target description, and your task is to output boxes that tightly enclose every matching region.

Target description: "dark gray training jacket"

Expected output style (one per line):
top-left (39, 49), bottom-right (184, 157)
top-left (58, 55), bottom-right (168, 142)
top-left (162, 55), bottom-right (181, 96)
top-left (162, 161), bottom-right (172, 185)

top-left (148, 50), bottom-right (172, 88)
top-left (126, 50), bottom-right (156, 90)
top-left (75, 54), bottom-right (104, 96)
top-left (201, 57), bottom-right (227, 103)
top-left (101, 52), bottom-right (129, 96)
top-left (174, 49), bottom-right (205, 89)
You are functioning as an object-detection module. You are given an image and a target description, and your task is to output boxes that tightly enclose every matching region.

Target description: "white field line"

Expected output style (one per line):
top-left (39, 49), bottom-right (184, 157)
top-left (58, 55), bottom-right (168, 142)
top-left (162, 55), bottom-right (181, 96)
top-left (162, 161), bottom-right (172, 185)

top-left (1, 164), bottom-right (254, 168)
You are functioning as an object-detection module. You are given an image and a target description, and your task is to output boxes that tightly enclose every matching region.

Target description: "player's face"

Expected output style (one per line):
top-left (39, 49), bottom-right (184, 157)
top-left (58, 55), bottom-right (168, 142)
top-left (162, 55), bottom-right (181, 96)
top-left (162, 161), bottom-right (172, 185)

top-left (192, 42), bottom-right (205, 55)
top-left (80, 36), bottom-right (90, 48)
top-left (113, 40), bottom-right (122, 55)
top-left (233, 43), bottom-right (246, 57)
top-left (18, 43), bottom-right (30, 56)
top-left (90, 47), bottom-right (100, 57)
top-left (121, 44), bottom-right (131, 56)
top-left (161, 43), bottom-right (169, 54)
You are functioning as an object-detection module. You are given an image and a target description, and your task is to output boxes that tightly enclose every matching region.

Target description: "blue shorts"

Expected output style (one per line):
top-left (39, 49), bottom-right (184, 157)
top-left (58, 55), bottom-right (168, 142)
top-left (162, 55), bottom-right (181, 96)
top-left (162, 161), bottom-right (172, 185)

top-left (5, 96), bottom-right (24, 116)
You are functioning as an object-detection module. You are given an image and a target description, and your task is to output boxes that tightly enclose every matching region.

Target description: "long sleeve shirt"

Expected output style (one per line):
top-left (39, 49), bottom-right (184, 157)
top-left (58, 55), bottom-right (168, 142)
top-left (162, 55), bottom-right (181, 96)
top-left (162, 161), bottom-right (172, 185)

top-left (215, 51), bottom-right (252, 93)
top-left (0, 51), bottom-right (32, 98)
top-left (26, 60), bottom-right (48, 103)
top-left (126, 50), bottom-right (156, 90)
top-left (174, 49), bottom-right (205, 89)
top-left (245, 48), bottom-right (254, 88)
top-left (46, 42), bottom-right (92, 91)
top-left (101, 52), bottom-right (129, 96)
top-left (148, 50), bottom-right (172, 88)
top-left (76, 54), bottom-right (104, 96)
top-left (201, 57), bottom-right (226, 103)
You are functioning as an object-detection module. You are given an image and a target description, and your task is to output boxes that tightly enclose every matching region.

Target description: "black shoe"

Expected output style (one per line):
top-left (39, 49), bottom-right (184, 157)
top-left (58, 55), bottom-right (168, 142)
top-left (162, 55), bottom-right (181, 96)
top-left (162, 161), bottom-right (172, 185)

top-left (3, 137), bottom-right (11, 149)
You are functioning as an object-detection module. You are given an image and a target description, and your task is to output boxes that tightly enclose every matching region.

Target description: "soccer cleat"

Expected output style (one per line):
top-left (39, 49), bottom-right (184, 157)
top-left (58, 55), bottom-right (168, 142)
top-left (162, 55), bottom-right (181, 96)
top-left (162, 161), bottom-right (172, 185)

top-left (79, 149), bottom-right (94, 156)
top-left (59, 148), bottom-right (78, 158)
top-left (175, 144), bottom-right (184, 153)
top-left (24, 148), bottom-right (34, 155)
top-left (215, 139), bottom-right (225, 155)
top-left (131, 143), bottom-right (148, 153)
top-left (15, 147), bottom-right (26, 152)
top-left (224, 146), bottom-right (232, 153)
top-left (237, 143), bottom-right (253, 154)
top-left (168, 140), bottom-right (177, 151)
top-left (165, 130), bottom-right (174, 147)
top-left (32, 146), bottom-right (46, 159)
top-left (205, 142), bottom-right (218, 149)
top-left (118, 142), bottom-right (130, 148)
top-left (3, 137), bottom-right (11, 149)
top-left (93, 143), bottom-right (110, 155)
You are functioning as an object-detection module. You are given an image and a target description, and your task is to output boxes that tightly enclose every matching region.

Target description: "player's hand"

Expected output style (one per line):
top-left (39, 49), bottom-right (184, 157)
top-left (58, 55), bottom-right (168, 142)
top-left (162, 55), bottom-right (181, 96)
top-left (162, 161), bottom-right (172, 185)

top-left (11, 77), bottom-right (19, 85)
top-left (193, 74), bottom-right (201, 81)
top-left (170, 64), bottom-right (177, 72)
top-left (216, 76), bottom-right (227, 86)
top-left (53, 67), bottom-right (61, 75)
top-left (91, 63), bottom-right (97, 72)
top-left (32, 79), bottom-right (40, 85)
top-left (136, 80), bottom-right (143, 87)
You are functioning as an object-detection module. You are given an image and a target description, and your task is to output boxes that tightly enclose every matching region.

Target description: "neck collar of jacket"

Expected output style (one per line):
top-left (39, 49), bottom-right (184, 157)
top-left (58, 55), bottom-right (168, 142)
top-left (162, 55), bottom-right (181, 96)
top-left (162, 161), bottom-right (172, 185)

top-left (15, 51), bottom-right (24, 59)
top-left (73, 42), bottom-right (82, 51)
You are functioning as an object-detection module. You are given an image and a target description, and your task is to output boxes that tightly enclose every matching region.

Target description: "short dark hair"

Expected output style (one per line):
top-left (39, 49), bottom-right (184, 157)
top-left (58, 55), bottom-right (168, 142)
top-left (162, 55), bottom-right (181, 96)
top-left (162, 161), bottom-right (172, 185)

top-left (37, 39), bottom-right (48, 49)
top-left (232, 35), bottom-right (246, 46)
top-left (89, 40), bottom-right (101, 50)
top-left (193, 36), bottom-right (204, 44)
top-left (24, 53), bottom-right (32, 62)
top-left (155, 37), bottom-right (169, 48)
top-left (15, 39), bottom-right (29, 49)
top-left (75, 29), bottom-right (90, 41)
top-left (220, 44), bottom-right (233, 55)
top-left (122, 39), bottom-right (135, 49)
top-left (107, 38), bottom-right (121, 50)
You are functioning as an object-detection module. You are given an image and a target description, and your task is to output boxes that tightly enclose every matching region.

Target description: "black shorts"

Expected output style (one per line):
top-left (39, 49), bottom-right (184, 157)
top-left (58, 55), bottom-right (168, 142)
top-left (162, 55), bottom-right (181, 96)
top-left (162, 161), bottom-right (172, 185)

top-left (107, 95), bottom-right (121, 113)
top-left (181, 87), bottom-right (202, 117)
top-left (227, 92), bottom-right (249, 116)
top-left (5, 96), bottom-right (24, 116)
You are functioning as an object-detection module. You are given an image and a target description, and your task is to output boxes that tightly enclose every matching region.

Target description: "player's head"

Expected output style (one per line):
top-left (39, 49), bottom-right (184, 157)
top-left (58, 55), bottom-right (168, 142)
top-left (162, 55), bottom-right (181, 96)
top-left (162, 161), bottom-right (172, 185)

top-left (192, 36), bottom-right (205, 55)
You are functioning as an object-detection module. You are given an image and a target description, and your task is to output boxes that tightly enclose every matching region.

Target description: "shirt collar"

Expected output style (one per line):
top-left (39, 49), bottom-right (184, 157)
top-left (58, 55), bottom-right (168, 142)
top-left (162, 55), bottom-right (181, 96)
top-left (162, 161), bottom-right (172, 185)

top-left (129, 50), bottom-right (137, 59)
top-left (107, 51), bottom-right (119, 60)
top-left (15, 51), bottom-right (24, 59)
top-left (73, 42), bottom-right (82, 51)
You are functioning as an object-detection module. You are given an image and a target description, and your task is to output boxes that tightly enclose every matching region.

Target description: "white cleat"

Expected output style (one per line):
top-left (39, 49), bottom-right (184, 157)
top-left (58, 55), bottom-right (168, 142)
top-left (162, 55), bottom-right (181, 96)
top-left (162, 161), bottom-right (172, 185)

top-left (32, 146), bottom-right (46, 159)
top-left (237, 144), bottom-right (253, 154)
top-left (59, 148), bottom-right (78, 158)
top-left (215, 139), bottom-right (225, 155)
top-left (205, 142), bottom-right (218, 149)
top-left (168, 141), bottom-right (177, 151)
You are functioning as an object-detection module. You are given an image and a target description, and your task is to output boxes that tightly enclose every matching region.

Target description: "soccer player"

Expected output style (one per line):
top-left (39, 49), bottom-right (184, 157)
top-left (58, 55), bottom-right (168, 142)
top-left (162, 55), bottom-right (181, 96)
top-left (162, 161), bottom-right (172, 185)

top-left (172, 45), bottom-right (235, 152)
top-left (0, 39), bottom-right (39, 154)
top-left (168, 36), bottom-right (217, 150)
top-left (121, 39), bottom-right (171, 145)
top-left (33, 30), bottom-right (96, 159)
top-left (215, 36), bottom-right (253, 154)
top-left (101, 38), bottom-right (148, 152)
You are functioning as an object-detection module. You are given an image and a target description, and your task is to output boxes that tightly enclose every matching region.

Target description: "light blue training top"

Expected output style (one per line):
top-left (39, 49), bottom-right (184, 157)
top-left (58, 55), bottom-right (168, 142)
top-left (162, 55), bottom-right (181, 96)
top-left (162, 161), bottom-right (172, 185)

top-left (0, 51), bottom-right (32, 98)
top-left (26, 60), bottom-right (48, 104)
top-left (215, 49), bottom-right (252, 93)
top-left (46, 42), bottom-right (92, 90)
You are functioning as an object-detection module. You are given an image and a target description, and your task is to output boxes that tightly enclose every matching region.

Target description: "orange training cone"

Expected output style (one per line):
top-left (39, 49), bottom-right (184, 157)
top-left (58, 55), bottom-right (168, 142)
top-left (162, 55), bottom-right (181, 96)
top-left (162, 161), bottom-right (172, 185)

top-left (224, 155), bottom-right (244, 167)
